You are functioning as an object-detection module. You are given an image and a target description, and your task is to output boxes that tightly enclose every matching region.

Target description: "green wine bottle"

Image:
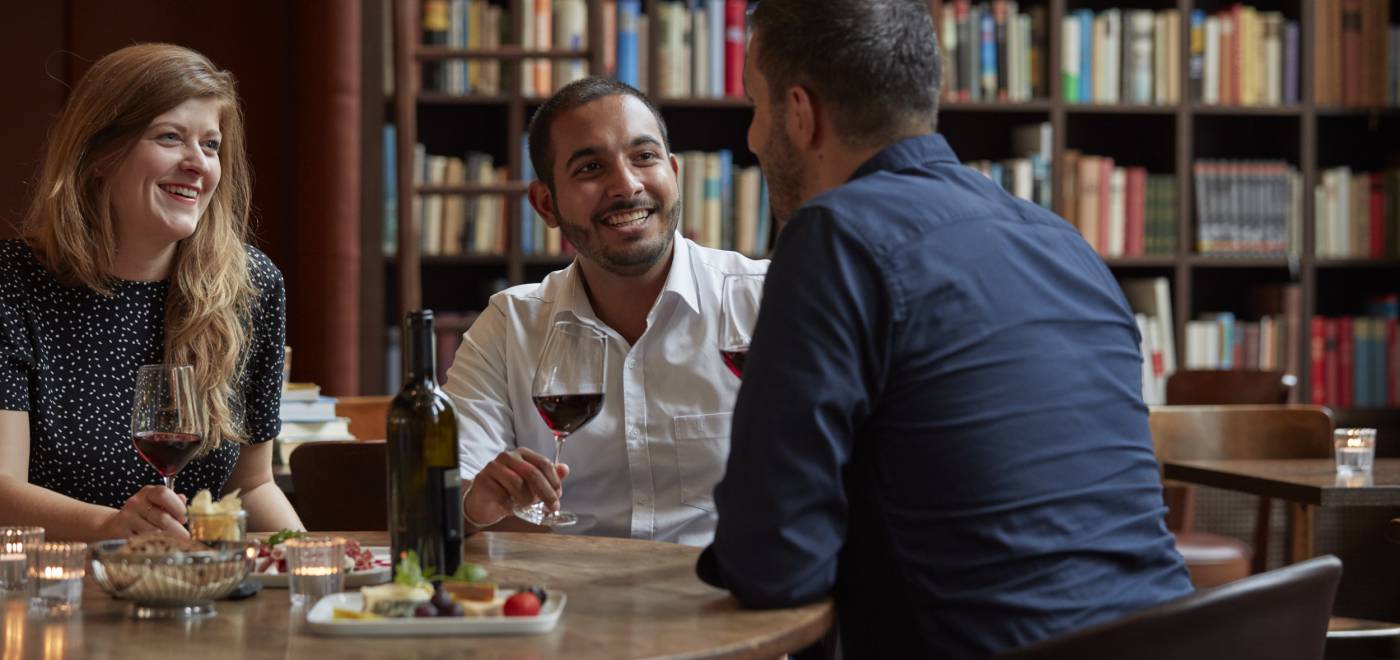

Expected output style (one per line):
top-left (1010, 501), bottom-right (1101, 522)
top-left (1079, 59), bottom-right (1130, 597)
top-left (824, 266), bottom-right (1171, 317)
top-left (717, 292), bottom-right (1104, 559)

top-left (387, 310), bottom-right (462, 577)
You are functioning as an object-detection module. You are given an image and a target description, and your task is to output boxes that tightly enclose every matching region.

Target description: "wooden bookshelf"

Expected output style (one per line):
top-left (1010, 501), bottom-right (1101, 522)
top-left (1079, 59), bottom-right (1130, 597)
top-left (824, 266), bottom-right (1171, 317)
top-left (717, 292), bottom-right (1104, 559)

top-left (370, 0), bottom-right (1399, 421)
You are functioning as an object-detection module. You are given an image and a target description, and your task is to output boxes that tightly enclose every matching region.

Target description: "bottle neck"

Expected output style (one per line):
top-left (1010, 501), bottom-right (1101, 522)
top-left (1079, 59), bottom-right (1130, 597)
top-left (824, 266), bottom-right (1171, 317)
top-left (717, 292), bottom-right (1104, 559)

top-left (403, 316), bottom-right (437, 387)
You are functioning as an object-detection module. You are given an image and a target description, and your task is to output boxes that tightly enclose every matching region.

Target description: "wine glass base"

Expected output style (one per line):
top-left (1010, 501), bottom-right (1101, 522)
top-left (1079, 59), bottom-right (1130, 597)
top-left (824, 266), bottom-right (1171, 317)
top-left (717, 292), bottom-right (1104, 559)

top-left (512, 503), bottom-right (577, 528)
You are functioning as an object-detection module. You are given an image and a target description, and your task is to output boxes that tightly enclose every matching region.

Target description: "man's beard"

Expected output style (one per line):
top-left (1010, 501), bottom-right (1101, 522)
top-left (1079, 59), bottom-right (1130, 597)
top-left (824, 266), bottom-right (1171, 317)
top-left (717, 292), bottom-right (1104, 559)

top-left (759, 122), bottom-right (805, 231)
top-left (555, 198), bottom-right (682, 277)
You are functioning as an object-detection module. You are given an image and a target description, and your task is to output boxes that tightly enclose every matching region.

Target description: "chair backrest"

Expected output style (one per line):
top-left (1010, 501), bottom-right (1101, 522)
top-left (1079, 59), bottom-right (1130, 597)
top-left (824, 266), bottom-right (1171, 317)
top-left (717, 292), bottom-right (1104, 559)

top-left (1166, 370), bottom-right (1296, 406)
top-left (289, 440), bottom-right (387, 531)
top-left (996, 554), bottom-right (1342, 660)
top-left (335, 395), bottom-right (393, 441)
top-left (1148, 404), bottom-right (1333, 462)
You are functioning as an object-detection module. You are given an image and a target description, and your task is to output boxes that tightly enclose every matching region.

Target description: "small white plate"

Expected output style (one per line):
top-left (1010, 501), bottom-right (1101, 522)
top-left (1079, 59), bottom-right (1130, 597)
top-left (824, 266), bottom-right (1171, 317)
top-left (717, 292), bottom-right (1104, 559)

top-left (249, 546), bottom-right (392, 589)
top-left (306, 590), bottom-right (565, 636)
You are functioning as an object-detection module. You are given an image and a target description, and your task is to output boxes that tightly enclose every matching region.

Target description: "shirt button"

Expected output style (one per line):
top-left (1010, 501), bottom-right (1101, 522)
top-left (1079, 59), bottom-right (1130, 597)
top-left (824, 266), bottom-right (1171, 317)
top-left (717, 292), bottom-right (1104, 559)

top-left (636, 495), bottom-right (651, 505)
top-left (628, 427), bottom-right (639, 439)
top-left (626, 359), bottom-right (636, 369)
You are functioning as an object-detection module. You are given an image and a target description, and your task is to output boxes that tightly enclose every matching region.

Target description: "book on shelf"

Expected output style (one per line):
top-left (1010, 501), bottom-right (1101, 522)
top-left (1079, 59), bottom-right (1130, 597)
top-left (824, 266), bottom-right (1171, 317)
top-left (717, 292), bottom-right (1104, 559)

top-left (281, 397), bottom-right (339, 423)
top-left (651, 0), bottom-right (750, 98)
top-left (1060, 151), bottom-right (1175, 259)
top-left (276, 418), bottom-right (355, 465)
top-left (1184, 6), bottom-right (1300, 106)
top-left (1314, 167), bottom-right (1400, 259)
top-left (281, 382), bottom-right (321, 403)
top-left (1193, 160), bottom-right (1300, 256)
top-left (1058, 7), bottom-right (1180, 105)
top-left (1313, 0), bottom-right (1397, 107)
top-left (1309, 294), bottom-right (1399, 408)
top-left (1119, 277), bottom-right (1177, 406)
top-left (940, 0), bottom-right (1046, 103)
top-left (405, 145), bottom-right (509, 256)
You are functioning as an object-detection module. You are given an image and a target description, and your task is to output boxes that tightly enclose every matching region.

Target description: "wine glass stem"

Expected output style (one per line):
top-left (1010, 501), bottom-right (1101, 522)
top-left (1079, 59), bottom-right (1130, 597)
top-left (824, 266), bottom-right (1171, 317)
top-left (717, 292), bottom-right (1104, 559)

top-left (164, 475), bottom-right (177, 492)
top-left (551, 433), bottom-right (565, 469)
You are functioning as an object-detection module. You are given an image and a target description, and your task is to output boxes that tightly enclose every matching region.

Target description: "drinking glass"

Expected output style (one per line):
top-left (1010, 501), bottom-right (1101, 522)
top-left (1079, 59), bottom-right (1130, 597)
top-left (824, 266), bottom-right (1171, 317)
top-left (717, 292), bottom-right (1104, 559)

top-left (0, 526), bottom-right (43, 595)
top-left (284, 536), bottom-right (346, 608)
top-left (720, 274), bottom-right (764, 379)
top-left (28, 542), bottom-right (87, 616)
top-left (131, 364), bottom-right (203, 492)
top-left (515, 320), bottom-right (607, 527)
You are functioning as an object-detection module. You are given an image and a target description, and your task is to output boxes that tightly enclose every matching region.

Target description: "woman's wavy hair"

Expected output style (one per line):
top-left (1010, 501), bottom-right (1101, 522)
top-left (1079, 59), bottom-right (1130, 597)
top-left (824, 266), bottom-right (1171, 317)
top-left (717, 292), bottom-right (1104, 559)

top-left (23, 43), bottom-right (256, 454)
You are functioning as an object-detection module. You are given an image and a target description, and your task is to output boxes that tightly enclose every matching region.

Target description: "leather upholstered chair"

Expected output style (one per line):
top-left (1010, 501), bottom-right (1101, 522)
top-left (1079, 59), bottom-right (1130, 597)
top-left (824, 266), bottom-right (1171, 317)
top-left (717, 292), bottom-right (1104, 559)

top-left (289, 440), bottom-right (387, 531)
top-left (996, 554), bottom-right (1341, 660)
top-left (1165, 369), bottom-right (1295, 406)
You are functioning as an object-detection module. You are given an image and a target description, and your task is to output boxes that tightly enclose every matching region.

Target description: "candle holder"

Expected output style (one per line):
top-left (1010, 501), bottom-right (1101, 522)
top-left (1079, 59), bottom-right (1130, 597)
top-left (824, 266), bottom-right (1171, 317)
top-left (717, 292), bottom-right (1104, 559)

top-left (29, 542), bottom-right (86, 616)
top-left (283, 536), bottom-right (345, 608)
top-left (1333, 428), bottom-right (1377, 475)
top-left (0, 527), bottom-right (43, 595)
top-left (189, 510), bottom-right (248, 543)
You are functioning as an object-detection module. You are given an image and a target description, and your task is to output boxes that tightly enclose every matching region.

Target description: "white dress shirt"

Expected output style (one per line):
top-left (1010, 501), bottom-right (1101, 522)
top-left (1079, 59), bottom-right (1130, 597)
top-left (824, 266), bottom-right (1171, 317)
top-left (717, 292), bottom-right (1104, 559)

top-left (444, 235), bottom-right (767, 547)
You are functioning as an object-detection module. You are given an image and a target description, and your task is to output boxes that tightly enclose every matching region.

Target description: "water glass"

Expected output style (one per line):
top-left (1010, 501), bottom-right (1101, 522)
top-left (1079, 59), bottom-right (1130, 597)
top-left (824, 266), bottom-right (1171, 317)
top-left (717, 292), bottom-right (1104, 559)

top-left (1333, 428), bottom-right (1377, 474)
top-left (29, 542), bottom-right (87, 616)
top-left (284, 536), bottom-right (345, 608)
top-left (0, 527), bottom-right (44, 595)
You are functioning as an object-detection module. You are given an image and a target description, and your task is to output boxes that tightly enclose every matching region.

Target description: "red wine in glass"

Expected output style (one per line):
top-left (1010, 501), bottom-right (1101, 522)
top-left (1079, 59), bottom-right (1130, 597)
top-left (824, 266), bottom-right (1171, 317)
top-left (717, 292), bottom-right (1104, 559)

top-left (533, 394), bottom-right (604, 435)
top-left (132, 431), bottom-right (202, 477)
top-left (131, 364), bottom-right (202, 491)
top-left (719, 349), bottom-right (747, 379)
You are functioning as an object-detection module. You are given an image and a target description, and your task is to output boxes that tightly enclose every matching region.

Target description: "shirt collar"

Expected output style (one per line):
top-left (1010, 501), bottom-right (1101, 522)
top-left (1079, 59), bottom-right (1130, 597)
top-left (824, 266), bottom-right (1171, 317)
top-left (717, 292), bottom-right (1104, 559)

top-left (848, 133), bottom-right (959, 183)
top-left (551, 231), bottom-right (700, 326)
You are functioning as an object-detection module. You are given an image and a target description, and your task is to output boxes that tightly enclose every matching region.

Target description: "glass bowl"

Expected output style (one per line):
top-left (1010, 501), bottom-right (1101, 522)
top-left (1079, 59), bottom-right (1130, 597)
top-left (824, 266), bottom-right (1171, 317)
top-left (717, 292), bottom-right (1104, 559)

top-left (89, 538), bottom-right (255, 619)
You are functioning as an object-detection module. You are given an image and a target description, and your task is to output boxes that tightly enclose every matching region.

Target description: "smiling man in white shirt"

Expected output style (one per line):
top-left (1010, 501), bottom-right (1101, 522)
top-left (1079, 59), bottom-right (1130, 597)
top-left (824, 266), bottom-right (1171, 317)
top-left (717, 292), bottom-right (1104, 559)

top-left (443, 77), bottom-right (766, 547)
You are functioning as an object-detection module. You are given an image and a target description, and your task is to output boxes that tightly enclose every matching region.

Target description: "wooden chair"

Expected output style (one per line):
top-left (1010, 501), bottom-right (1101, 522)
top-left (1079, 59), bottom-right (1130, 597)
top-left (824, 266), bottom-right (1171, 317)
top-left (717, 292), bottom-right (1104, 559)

top-left (996, 554), bottom-right (1341, 660)
top-left (1150, 404), bottom-right (1333, 580)
top-left (1165, 369), bottom-right (1296, 406)
top-left (334, 395), bottom-right (393, 441)
top-left (289, 440), bottom-right (387, 531)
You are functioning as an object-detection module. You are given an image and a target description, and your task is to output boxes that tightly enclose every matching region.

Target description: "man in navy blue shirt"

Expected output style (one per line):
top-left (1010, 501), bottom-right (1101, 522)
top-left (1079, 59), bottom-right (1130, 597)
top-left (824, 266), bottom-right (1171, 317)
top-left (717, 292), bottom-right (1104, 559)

top-left (695, 1), bottom-right (1193, 657)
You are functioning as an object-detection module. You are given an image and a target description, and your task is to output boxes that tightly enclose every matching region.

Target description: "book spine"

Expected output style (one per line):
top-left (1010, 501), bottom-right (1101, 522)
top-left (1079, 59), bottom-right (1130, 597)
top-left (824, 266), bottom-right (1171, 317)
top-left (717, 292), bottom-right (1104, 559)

top-left (1283, 21), bottom-right (1299, 104)
top-left (723, 0), bottom-right (745, 98)
top-left (616, 0), bottom-right (641, 88)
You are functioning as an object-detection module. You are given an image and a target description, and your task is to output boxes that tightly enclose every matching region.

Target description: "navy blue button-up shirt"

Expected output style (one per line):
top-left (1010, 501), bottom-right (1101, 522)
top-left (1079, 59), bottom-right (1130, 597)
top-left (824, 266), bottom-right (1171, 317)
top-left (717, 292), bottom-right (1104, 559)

top-left (698, 134), bottom-right (1192, 658)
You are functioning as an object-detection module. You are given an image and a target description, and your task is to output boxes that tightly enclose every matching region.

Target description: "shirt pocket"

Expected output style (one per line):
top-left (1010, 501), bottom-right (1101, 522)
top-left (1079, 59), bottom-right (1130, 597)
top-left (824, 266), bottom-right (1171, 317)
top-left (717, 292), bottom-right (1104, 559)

top-left (672, 412), bottom-right (732, 512)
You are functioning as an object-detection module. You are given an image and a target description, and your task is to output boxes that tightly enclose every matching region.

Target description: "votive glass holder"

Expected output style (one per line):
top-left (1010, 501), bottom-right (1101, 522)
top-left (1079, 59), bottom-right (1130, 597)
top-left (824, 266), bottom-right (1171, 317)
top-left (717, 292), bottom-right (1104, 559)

top-left (189, 510), bottom-right (248, 543)
top-left (284, 536), bottom-right (345, 608)
top-left (1333, 428), bottom-right (1377, 475)
top-left (0, 527), bottom-right (44, 596)
top-left (29, 542), bottom-right (87, 616)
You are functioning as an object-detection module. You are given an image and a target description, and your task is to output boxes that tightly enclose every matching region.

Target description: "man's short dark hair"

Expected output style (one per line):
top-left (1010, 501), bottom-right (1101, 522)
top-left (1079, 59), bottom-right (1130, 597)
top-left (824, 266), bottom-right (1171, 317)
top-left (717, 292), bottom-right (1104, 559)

top-left (751, 0), bottom-right (941, 145)
top-left (527, 76), bottom-right (671, 190)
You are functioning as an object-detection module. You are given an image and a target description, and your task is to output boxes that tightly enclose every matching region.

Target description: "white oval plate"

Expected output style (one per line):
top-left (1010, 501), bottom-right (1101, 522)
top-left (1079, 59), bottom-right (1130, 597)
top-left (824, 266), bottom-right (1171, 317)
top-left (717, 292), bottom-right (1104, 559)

top-left (306, 590), bottom-right (565, 636)
top-left (248, 546), bottom-right (392, 588)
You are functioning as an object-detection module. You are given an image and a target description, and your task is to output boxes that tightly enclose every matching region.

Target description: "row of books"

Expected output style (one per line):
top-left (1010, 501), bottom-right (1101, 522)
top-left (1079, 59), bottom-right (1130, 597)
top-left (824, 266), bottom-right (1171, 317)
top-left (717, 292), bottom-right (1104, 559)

top-left (1060, 8), bottom-right (1182, 105)
top-left (1312, 0), bottom-right (1397, 108)
top-left (938, 0), bottom-right (1049, 104)
top-left (1062, 154), bottom-right (1178, 258)
top-left (1193, 160), bottom-right (1301, 256)
top-left (411, 145), bottom-right (512, 256)
top-left (1188, 6), bottom-right (1300, 107)
top-left (1314, 167), bottom-right (1400, 259)
top-left (653, 0), bottom-right (750, 99)
top-left (1310, 306), bottom-right (1400, 409)
top-left (1184, 313), bottom-right (1297, 375)
top-left (277, 382), bottom-right (353, 465)
top-left (1119, 277), bottom-right (1178, 406)
top-left (420, 0), bottom-right (509, 95)
top-left (675, 151), bottom-right (770, 256)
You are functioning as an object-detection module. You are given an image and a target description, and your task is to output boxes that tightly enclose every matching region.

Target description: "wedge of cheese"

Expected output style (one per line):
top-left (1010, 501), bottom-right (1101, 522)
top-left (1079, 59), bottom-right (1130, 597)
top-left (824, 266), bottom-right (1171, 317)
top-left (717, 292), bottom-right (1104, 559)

top-left (361, 583), bottom-right (432, 617)
top-left (457, 596), bottom-right (504, 617)
top-left (443, 581), bottom-right (497, 602)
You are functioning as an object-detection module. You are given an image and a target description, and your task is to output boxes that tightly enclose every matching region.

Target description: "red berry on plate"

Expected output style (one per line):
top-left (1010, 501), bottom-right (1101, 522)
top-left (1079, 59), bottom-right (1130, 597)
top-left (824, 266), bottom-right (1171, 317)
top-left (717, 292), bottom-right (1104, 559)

top-left (503, 592), bottom-right (541, 617)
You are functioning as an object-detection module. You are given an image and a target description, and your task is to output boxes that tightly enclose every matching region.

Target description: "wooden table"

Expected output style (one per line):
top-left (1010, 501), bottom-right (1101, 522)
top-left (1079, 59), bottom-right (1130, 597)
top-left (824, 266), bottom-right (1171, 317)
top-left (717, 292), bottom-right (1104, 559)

top-left (1162, 458), bottom-right (1400, 560)
top-left (2, 532), bottom-right (832, 659)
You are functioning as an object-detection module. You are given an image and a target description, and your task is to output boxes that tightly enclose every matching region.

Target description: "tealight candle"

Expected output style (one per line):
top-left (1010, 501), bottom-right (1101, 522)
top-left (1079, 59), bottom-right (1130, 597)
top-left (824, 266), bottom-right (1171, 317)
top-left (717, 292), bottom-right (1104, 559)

top-left (284, 536), bottom-right (346, 608)
top-left (1333, 428), bottom-right (1377, 475)
top-left (0, 527), bottom-right (44, 594)
top-left (29, 542), bottom-right (87, 617)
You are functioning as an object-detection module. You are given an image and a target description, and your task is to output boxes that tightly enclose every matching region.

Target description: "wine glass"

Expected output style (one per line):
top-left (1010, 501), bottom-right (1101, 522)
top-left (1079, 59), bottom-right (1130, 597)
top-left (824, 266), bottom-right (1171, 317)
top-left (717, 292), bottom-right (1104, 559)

top-left (131, 364), bottom-right (203, 492)
top-left (720, 274), bottom-right (764, 379)
top-left (515, 320), bottom-right (607, 527)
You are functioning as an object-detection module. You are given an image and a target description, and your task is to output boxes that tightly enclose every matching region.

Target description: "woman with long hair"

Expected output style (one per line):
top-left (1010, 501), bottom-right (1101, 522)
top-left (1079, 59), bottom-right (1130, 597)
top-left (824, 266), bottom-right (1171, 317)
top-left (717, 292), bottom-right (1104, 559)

top-left (0, 43), bottom-right (302, 540)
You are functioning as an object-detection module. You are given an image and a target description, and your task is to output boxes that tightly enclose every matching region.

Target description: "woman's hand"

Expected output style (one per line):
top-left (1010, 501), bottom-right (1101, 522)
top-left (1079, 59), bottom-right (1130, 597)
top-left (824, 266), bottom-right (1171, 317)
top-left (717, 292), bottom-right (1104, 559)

top-left (96, 485), bottom-right (189, 539)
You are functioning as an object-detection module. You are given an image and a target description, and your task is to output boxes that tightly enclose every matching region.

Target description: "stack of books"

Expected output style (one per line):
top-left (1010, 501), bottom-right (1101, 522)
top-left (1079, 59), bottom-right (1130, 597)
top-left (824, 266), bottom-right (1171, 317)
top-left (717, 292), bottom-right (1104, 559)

top-left (276, 383), bottom-right (352, 465)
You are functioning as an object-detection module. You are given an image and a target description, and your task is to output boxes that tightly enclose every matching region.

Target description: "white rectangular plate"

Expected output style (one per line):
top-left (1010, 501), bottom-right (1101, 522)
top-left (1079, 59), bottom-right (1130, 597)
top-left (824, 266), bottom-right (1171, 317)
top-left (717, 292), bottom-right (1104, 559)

top-left (249, 546), bottom-right (391, 589)
top-left (306, 590), bottom-right (565, 636)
